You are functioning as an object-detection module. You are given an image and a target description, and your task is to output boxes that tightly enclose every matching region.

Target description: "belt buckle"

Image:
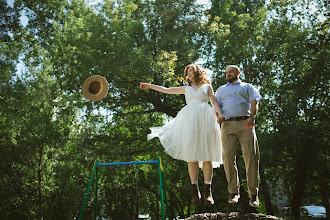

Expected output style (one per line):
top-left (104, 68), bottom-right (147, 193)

top-left (234, 117), bottom-right (241, 121)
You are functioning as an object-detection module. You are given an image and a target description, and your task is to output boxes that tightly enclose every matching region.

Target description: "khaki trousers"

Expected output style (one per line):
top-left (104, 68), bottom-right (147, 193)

top-left (221, 120), bottom-right (260, 196)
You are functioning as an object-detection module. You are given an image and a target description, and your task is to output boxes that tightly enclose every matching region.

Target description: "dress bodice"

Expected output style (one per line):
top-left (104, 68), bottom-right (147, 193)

top-left (185, 84), bottom-right (209, 104)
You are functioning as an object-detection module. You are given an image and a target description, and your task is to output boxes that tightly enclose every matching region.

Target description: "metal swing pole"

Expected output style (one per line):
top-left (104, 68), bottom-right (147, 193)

top-left (81, 159), bottom-right (166, 219)
top-left (94, 166), bottom-right (98, 220)
top-left (161, 168), bottom-right (169, 219)
top-left (158, 156), bottom-right (166, 220)
top-left (135, 164), bottom-right (140, 219)
top-left (79, 160), bottom-right (98, 220)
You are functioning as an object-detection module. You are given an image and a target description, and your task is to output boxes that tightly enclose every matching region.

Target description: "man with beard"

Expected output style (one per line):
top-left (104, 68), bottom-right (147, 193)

top-left (215, 65), bottom-right (262, 207)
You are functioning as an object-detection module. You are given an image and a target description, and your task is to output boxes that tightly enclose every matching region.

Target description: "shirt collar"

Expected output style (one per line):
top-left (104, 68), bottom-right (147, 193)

top-left (226, 79), bottom-right (242, 86)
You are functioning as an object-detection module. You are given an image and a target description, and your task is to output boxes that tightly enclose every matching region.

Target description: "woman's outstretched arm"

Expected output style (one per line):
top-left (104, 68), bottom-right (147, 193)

top-left (140, 82), bottom-right (185, 95)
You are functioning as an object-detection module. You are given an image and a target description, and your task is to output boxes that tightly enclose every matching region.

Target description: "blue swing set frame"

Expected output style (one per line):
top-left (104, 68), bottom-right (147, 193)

top-left (78, 156), bottom-right (169, 220)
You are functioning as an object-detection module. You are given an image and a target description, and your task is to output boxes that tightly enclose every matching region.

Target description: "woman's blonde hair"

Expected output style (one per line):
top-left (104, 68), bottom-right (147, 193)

top-left (184, 64), bottom-right (210, 85)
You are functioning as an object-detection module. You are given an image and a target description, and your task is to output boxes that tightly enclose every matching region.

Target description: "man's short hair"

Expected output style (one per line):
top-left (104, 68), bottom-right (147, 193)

top-left (227, 65), bottom-right (240, 73)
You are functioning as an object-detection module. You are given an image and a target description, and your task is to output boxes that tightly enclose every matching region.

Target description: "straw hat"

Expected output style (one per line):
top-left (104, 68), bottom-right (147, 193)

top-left (82, 75), bottom-right (109, 101)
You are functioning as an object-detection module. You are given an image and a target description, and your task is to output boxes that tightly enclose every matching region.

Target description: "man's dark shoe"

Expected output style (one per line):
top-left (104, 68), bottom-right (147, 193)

top-left (191, 184), bottom-right (201, 205)
top-left (203, 184), bottom-right (214, 206)
top-left (249, 195), bottom-right (259, 207)
top-left (228, 193), bottom-right (240, 204)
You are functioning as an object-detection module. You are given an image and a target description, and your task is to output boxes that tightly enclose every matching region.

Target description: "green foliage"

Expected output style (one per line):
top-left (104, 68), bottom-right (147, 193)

top-left (0, 0), bottom-right (329, 219)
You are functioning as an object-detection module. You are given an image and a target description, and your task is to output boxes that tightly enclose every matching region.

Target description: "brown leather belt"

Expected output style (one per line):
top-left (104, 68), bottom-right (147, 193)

top-left (226, 116), bottom-right (249, 121)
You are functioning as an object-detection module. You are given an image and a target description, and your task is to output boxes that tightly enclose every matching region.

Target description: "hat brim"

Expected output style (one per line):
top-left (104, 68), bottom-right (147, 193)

top-left (82, 75), bottom-right (109, 101)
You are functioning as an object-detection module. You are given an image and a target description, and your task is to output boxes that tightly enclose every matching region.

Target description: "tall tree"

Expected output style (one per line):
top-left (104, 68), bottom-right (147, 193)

top-left (254, 0), bottom-right (329, 218)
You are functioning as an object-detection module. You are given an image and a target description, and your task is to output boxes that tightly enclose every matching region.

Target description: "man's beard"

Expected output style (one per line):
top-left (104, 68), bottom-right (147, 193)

top-left (227, 75), bottom-right (238, 83)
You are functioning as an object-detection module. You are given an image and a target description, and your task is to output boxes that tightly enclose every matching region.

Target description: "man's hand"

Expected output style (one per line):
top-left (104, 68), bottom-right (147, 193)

top-left (245, 117), bottom-right (255, 128)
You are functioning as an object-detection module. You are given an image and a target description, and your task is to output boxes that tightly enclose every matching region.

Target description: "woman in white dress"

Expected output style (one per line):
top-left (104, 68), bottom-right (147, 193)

top-left (140, 64), bottom-right (223, 206)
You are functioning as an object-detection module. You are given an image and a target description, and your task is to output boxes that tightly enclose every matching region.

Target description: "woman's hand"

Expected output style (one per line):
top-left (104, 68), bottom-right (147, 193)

top-left (140, 82), bottom-right (150, 90)
top-left (217, 114), bottom-right (225, 123)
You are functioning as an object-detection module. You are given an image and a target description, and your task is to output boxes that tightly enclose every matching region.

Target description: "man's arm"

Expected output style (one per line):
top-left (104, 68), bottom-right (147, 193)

top-left (250, 99), bottom-right (258, 116)
top-left (245, 99), bottom-right (258, 128)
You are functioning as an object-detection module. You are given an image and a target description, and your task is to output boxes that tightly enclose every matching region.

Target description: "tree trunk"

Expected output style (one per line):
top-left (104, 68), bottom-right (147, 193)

top-left (38, 145), bottom-right (44, 220)
top-left (259, 161), bottom-right (274, 215)
top-left (317, 153), bottom-right (330, 218)
top-left (169, 191), bottom-right (185, 218)
top-left (240, 185), bottom-right (257, 213)
top-left (291, 158), bottom-right (308, 220)
top-left (320, 182), bottom-right (330, 219)
top-left (291, 140), bottom-right (313, 220)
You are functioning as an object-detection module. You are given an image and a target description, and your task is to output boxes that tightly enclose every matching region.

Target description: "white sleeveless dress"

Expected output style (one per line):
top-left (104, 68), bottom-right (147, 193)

top-left (147, 84), bottom-right (222, 168)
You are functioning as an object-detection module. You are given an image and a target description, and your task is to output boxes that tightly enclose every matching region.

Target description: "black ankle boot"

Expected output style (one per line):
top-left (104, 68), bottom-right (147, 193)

top-left (191, 184), bottom-right (201, 205)
top-left (204, 184), bottom-right (214, 205)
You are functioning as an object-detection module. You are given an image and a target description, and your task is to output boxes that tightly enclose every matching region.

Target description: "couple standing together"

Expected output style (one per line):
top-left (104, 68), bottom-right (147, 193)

top-left (140, 64), bottom-right (261, 207)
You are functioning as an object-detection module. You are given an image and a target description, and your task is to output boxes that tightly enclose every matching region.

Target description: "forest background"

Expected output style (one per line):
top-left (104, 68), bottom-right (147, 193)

top-left (1, 0), bottom-right (329, 219)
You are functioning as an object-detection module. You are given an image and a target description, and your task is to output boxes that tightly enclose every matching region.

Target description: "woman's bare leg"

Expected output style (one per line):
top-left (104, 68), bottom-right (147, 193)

top-left (202, 161), bottom-right (213, 183)
top-left (188, 161), bottom-right (200, 183)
